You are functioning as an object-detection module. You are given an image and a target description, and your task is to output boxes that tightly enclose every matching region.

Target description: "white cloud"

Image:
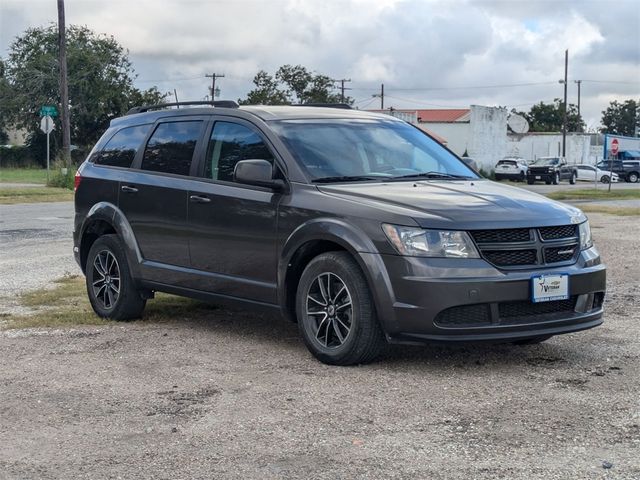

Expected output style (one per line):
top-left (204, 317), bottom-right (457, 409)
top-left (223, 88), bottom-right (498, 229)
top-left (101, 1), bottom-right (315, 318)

top-left (1, 0), bottom-right (638, 126)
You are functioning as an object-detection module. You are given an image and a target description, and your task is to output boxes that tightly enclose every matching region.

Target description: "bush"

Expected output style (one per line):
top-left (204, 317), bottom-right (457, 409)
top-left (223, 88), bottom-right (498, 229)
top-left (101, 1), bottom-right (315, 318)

top-left (46, 160), bottom-right (76, 190)
top-left (0, 145), bottom-right (38, 167)
top-left (478, 167), bottom-right (496, 180)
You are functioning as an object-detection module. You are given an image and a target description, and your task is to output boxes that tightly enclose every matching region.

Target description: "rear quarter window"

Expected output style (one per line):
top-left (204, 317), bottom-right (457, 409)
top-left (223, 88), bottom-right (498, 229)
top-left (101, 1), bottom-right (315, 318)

top-left (93, 124), bottom-right (151, 168)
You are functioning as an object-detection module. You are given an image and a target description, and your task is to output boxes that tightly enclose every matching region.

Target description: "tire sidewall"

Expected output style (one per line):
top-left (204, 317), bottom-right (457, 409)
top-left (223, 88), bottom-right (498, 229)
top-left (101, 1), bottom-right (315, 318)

top-left (296, 254), bottom-right (373, 363)
top-left (86, 235), bottom-right (138, 319)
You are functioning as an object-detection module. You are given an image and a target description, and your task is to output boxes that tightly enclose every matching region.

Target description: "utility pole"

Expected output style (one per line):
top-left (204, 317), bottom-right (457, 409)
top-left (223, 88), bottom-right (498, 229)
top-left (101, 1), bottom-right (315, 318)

top-left (332, 78), bottom-right (351, 103)
top-left (562, 49), bottom-right (568, 157)
top-left (372, 83), bottom-right (384, 109)
top-left (57, 0), bottom-right (71, 168)
top-left (574, 80), bottom-right (582, 131)
top-left (205, 73), bottom-right (224, 100)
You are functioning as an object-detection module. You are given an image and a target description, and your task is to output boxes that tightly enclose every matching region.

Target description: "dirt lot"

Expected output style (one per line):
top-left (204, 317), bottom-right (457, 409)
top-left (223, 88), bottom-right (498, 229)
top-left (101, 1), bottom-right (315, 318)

top-left (1, 212), bottom-right (639, 480)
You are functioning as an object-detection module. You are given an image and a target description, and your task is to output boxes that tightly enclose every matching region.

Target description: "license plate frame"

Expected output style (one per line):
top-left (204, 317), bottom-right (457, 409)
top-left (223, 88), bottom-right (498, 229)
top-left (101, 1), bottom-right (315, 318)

top-left (535, 175), bottom-right (541, 180)
top-left (531, 274), bottom-right (570, 303)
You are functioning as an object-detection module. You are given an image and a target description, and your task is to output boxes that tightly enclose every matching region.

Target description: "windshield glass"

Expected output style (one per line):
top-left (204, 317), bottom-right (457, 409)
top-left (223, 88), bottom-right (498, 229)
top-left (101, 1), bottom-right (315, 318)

top-left (532, 158), bottom-right (560, 166)
top-left (270, 119), bottom-right (478, 182)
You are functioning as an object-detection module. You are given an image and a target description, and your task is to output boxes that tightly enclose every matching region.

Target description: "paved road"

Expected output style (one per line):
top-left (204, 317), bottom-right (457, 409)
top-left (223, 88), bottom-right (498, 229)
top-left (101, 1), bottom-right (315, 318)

top-left (0, 201), bottom-right (77, 307)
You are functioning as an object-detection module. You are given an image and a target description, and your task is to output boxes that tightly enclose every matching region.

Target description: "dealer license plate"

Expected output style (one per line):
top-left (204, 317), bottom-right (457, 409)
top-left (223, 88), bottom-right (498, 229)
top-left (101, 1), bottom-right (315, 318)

top-left (531, 274), bottom-right (569, 303)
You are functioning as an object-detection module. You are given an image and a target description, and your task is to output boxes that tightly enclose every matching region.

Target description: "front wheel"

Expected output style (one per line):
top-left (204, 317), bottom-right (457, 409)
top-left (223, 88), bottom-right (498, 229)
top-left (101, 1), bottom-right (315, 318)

top-left (296, 252), bottom-right (385, 365)
top-left (86, 234), bottom-right (146, 320)
top-left (527, 178), bottom-right (535, 185)
top-left (600, 175), bottom-right (610, 184)
top-left (519, 171), bottom-right (526, 182)
top-left (569, 172), bottom-right (576, 185)
top-left (552, 172), bottom-right (560, 185)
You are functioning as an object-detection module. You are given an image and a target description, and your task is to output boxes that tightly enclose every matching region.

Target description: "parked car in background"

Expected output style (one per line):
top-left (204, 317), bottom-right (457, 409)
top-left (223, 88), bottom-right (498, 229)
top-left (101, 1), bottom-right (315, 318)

top-left (575, 164), bottom-right (619, 183)
top-left (619, 150), bottom-right (640, 161)
top-left (526, 157), bottom-right (577, 185)
top-left (596, 160), bottom-right (640, 183)
top-left (494, 157), bottom-right (528, 181)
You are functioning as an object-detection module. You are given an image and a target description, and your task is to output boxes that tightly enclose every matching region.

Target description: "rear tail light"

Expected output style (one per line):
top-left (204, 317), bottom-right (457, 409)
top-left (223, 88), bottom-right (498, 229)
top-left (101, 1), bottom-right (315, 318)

top-left (74, 170), bottom-right (82, 192)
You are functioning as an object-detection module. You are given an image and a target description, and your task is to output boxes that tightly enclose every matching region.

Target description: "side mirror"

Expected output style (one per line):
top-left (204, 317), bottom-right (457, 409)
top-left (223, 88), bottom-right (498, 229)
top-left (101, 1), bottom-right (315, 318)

top-left (233, 159), bottom-right (286, 191)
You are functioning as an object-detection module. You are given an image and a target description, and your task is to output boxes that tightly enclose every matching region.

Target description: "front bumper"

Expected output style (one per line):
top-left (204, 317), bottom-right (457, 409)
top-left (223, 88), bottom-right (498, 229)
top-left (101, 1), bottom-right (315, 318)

top-left (527, 171), bottom-right (555, 182)
top-left (360, 247), bottom-right (605, 344)
top-left (495, 172), bottom-right (524, 180)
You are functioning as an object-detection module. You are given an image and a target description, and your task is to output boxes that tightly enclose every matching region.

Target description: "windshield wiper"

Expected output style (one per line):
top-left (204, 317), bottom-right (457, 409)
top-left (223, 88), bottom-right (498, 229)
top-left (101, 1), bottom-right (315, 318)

top-left (312, 175), bottom-right (387, 183)
top-left (388, 172), bottom-right (473, 181)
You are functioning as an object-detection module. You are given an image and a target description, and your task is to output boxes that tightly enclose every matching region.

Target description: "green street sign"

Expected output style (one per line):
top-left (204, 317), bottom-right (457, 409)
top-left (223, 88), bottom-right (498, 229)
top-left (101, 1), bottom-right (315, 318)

top-left (40, 105), bottom-right (58, 117)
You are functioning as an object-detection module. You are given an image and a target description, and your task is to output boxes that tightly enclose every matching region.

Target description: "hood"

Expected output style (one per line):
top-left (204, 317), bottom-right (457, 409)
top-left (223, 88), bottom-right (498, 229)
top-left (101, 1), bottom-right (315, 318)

top-left (317, 180), bottom-right (585, 230)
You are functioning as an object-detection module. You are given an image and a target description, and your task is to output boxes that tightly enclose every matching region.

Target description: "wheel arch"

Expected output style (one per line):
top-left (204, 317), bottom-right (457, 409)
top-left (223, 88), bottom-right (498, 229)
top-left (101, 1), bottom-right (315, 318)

top-left (79, 202), bottom-right (142, 278)
top-left (278, 218), bottom-right (383, 324)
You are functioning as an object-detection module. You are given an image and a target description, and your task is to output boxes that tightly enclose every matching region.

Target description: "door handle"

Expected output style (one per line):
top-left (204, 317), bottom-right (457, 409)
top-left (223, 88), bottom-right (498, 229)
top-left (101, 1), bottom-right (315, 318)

top-left (121, 185), bottom-right (138, 193)
top-left (189, 195), bottom-right (211, 204)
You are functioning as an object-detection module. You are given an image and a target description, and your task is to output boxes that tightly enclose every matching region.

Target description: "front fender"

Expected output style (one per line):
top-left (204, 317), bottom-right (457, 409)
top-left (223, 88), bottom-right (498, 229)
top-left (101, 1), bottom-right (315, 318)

top-left (80, 202), bottom-right (143, 279)
top-left (277, 218), bottom-right (397, 333)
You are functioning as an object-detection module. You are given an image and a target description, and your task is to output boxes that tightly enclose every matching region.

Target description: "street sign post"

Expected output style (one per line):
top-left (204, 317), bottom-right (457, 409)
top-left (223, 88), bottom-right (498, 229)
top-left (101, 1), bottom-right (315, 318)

top-left (608, 138), bottom-right (619, 193)
top-left (611, 138), bottom-right (619, 156)
top-left (40, 115), bottom-right (55, 181)
top-left (39, 105), bottom-right (58, 118)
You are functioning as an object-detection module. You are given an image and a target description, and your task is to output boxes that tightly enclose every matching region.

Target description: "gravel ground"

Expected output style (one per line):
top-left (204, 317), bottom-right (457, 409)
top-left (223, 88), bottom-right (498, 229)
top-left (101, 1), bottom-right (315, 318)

top-left (0, 212), bottom-right (638, 479)
top-left (0, 201), bottom-right (78, 313)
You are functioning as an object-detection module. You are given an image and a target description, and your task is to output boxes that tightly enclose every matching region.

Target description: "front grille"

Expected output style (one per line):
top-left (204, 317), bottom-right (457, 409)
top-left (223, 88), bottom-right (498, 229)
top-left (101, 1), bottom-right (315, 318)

top-left (539, 225), bottom-right (577, 240)
top-left (470, 228), bottom-right (531, 244)
top-left (483, 249), bottom-right (537, 266)
top-left (544, 244), bottom-right (578, 263)
top-left (470, 224), bottom-right (579, 268)
top-left (434, 296), bottom-right (579, 328)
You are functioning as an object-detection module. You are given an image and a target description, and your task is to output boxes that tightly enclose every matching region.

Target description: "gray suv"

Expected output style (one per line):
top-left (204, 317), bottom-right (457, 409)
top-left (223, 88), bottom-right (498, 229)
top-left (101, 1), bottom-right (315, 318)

top-left (74, 102), bottom-right (606, 365)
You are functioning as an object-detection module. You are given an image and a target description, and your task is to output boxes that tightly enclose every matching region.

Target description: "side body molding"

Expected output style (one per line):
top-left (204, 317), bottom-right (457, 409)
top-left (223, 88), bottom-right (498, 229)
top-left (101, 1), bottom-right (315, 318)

top-left (80, 202), bottom-right (143, 279)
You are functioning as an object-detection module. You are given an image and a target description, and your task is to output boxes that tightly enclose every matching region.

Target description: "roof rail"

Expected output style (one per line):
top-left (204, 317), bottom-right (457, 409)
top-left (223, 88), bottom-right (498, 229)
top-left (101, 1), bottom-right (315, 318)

top-left (126, 100), bottom-right (239, 115)
top-left (296, 103), bottom-right (353, 110)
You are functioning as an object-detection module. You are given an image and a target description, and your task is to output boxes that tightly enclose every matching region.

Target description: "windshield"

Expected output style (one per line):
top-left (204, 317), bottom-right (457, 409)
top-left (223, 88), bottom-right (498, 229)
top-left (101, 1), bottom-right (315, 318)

top-left (532, 158), bottom-right (560, 166)
top-left (270, 119), bottom-right (478, 182)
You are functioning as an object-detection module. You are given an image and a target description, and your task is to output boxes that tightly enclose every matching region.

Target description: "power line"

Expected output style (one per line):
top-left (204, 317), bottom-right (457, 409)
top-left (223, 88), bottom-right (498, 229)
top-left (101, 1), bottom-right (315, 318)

top-left (351, 81), bottom-right (559, 92)
top-left (205, 73), bottom-right (225, 98)
top-left (331, 78), bottom-right (352, 103)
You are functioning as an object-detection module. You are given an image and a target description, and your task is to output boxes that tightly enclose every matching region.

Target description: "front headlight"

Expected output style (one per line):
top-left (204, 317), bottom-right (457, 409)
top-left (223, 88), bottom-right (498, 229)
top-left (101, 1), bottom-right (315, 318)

top-left (578, 220), bottom-right (593, 250)
top-left (382, 224), bottom-right (480, 258)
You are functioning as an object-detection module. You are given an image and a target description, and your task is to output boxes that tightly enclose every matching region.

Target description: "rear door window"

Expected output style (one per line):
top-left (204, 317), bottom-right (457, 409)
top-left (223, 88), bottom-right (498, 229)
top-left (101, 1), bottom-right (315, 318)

top-left (205, 122), bottom-right (274, 182)
top-left (94, 124), bottom-right (151, 168)
top-left (141, 121), bottom-right (203, 176)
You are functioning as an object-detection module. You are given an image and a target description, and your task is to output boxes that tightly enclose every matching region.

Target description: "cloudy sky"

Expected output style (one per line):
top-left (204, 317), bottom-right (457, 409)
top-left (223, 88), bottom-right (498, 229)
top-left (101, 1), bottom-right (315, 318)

top-left (1, 0), bottom-right (638, 129)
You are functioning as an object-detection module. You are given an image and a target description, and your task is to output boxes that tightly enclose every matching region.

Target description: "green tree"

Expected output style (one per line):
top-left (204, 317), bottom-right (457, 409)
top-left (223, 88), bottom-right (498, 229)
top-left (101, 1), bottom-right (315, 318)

top-left (239, 64), bottom-right (351, 105)
top-left (0, 58), bottom-right (11, 144)
top-left (1, 24), bottom-right (166, 159)
top-left (514, 99), bottom-right (584, 133)
top-left (600, 99), bottom-right (639, 136)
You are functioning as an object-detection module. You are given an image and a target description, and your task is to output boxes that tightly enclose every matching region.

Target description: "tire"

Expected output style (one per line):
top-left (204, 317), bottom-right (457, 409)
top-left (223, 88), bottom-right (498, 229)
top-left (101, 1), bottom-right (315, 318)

top-left (600, 175), bottom-right (610, 184)
top-left (519, 171), bottom-right (525, 182)
top-left (86, 234), bottom-right (146, 320)
top-left (628, 172), bottom-right (639, 183)
top-left (527, 178), bottom-right (535, 185)
top-left (552, 172), bottom-right (559, 185)
top-left (545, 179), bottom-right (551, 185)
top-left (512, 335), bottom-right (552, 346)
top-left (296, 251), bottom-right (385, 366)
top-left (569, 172), bottom-right (576, 185)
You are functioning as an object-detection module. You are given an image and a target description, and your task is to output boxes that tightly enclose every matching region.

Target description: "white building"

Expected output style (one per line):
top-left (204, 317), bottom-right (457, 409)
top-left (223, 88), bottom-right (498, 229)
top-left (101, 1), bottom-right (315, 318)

top-left (369, 105), bottom-right (603, 170)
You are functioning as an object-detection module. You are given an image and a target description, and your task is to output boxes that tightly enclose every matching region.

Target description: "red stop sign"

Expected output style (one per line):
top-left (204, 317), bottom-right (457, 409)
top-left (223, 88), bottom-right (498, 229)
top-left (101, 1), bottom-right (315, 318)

top-left (611, 138), bottom-right (619, 155)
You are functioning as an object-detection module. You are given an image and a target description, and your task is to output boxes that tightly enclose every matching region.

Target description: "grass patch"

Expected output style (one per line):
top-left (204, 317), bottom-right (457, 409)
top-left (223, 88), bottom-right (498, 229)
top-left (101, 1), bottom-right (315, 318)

top-left (0, 168), bottom-right (48, 184)
top-left (0, 186), bottom-right (74, 204)
top-left (2, 275), bottom-right (218, 330)
top-left (546, 188), bottom-right (640, 201)
top-left (580, 205), bottom-right (640, 216)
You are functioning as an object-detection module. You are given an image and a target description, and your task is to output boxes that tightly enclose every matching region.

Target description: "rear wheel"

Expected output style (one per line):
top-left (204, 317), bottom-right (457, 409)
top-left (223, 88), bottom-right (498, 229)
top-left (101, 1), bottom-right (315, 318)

top-left (600, 175), bottom-right (610, 184)
top-left (296, 252), bottom-right (385, 366)
top-left (569, 172), bottom-right (576, 185)
top-left (628, 172), bottom-right (639, 183)
top-left (86, 234), bottom-right (146, 320)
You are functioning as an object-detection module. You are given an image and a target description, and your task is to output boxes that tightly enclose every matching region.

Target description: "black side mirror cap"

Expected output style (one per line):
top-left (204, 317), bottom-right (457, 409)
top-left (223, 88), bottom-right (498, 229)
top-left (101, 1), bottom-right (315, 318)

top-left (233, 159), bottom-right (286, 192)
